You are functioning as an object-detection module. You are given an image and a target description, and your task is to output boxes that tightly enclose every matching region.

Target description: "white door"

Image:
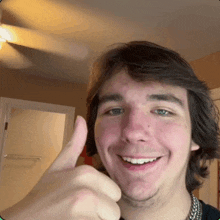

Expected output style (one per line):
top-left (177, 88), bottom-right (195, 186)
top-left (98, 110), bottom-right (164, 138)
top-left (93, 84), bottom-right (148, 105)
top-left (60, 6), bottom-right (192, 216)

top-left (0, 97), bottom-right (75, 211)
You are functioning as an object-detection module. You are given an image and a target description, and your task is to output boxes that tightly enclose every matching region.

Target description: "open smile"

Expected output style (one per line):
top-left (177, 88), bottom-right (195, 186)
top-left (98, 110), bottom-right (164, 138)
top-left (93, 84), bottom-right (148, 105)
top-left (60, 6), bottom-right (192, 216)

top-left (118, 155), bottom-right (162, 171)
top-left (121, 156), bottom-right (160, 165)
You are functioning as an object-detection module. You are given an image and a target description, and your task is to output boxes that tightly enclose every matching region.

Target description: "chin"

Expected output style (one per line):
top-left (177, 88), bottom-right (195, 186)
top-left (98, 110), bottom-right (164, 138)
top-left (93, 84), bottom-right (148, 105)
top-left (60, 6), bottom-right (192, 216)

top-left (120, 182), bottom-right (158, 201)
top-left (121, 190), bottom-right (158, 208)
top-left (125, 190), bottom-right (155, 201)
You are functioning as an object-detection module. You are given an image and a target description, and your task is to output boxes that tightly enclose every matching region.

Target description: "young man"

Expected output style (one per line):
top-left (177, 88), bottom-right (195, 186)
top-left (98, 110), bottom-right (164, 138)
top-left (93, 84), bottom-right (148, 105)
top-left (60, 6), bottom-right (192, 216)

top-left (85, 41), bottom-right (220, 219)
top-left (1, 41), bottom-right (220, 219)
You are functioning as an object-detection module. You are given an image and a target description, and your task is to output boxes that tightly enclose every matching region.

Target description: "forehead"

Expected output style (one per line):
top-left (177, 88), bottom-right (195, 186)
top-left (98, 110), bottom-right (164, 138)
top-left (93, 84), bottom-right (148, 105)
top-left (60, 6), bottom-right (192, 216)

top-left (98, 70), bottom-right (188, 103)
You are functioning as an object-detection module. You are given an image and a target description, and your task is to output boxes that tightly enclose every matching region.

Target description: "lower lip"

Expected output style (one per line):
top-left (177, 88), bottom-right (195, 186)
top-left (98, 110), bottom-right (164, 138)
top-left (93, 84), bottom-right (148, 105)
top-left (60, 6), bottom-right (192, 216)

top-left (120, 157), bottom-right (161, 171)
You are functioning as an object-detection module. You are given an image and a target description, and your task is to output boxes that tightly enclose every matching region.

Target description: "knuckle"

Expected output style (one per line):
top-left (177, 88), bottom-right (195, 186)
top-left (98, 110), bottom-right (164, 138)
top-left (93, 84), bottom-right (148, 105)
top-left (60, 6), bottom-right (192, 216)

top-left (77, 187), bottom-right (96, 198)
top-left (70, 188), bottom-right (98, 215)
top-left (76, 165), bottom-right (97, 174)
top-left (74, 165), bottom-right (98, 183)
top-left (98, 196), bottom-right (121, 220)
top-left (73, 188), bottom-right (97, 205)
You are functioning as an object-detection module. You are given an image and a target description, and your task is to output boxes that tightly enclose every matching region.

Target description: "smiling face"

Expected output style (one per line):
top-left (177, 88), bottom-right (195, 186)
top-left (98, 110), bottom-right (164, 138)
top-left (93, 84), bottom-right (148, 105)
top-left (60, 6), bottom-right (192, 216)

top-left (94, 69), bottom-right (199, 204)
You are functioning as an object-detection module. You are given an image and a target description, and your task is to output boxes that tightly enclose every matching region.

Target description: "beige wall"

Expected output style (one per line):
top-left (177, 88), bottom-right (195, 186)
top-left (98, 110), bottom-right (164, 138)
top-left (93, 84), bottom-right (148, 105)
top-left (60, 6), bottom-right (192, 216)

top-left (190, 51), bottom-right (220, 90)
top-left (209, 159), bottom-right (218, 208)
top-left (0, 70), bottom-right (88, 119)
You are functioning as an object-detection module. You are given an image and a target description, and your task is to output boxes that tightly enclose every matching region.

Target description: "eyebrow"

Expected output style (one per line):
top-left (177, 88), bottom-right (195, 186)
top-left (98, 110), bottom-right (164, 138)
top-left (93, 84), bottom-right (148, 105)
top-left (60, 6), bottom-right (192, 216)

top-left (98, 93), bottom-right (184, 108)
top-left (147, 94), bottom-right (184, 108)
top-left (98, 94), bottom-right (123, 107)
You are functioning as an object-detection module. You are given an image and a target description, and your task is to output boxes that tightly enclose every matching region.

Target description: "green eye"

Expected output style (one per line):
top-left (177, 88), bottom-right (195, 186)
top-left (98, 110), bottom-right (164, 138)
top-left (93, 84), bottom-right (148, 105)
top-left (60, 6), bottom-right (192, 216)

top-left (155, 109), bottom-right (172, 116)
top-left (108, 108), bottom-right (124, 116)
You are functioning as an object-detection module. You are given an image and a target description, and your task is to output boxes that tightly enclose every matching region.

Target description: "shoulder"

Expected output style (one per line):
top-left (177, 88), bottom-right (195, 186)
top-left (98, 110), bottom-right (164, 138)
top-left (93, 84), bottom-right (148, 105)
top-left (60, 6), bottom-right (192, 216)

top-left (200, 200), bottom-right (220, 220)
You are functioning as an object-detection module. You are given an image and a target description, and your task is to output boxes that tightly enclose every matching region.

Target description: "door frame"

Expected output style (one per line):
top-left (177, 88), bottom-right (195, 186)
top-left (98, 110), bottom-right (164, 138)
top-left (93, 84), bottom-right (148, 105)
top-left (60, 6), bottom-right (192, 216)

top-left (0, 97), bottom-right (75, 179)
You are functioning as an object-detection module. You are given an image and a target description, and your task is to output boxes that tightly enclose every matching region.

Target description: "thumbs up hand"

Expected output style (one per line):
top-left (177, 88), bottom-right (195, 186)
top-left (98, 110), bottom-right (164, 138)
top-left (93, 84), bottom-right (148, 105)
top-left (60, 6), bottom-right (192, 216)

top-left (0, 116), bottom-right (121, 220)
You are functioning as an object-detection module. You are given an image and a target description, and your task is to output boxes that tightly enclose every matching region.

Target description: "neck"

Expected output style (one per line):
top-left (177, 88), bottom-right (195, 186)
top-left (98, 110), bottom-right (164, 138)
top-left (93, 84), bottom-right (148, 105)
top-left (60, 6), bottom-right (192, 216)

top-left (118, 188), bottom-right (192, 220)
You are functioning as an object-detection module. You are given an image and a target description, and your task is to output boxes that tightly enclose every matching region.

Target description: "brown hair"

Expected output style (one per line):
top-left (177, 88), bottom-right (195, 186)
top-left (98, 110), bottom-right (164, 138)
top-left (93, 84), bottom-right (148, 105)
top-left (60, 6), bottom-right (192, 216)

top-left (86, 41), bottom-right (220, 193)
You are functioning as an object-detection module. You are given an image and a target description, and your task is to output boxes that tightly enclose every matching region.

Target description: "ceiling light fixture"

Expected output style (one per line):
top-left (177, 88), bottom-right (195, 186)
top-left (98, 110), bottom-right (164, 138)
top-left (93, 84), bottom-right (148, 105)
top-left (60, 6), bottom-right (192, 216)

top-left (0, 37), bottom-right (6, 42)
top-left (0, 36), bottom-right (6, 49)
top-left (0, 8), bottom-right (7, 49)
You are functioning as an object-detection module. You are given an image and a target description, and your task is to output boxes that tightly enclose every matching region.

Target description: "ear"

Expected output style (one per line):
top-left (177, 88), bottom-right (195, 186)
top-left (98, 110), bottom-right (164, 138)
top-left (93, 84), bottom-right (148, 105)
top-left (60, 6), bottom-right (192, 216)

top-left (191, 140), bottom-right (200, 151)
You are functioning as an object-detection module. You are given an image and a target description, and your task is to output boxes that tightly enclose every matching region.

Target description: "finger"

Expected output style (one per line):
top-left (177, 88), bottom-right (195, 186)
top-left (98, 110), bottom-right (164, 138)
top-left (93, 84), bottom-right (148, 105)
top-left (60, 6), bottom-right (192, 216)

top-left (97, 192), bottom-right (121, 220)
top-left (96, 171), bottom-right (122, 202)
top-left (70, 187), bottom-right (120, 220)
top-left (74, 166), bottom-right (121, 202)
top-left (48, 115), bottom-right (88, 172)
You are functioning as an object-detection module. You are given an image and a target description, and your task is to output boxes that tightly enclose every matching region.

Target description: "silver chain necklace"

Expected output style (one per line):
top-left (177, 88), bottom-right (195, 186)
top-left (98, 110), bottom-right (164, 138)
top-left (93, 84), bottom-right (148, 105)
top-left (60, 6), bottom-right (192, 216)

top-left (186, 194), bottom-right (202, 220)
top-left (119, 194), bottom-right (202, 220)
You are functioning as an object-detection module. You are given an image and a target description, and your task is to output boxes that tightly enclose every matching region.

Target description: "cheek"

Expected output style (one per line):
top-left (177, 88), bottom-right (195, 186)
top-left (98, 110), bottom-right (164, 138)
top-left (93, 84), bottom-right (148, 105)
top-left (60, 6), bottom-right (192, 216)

top-left (156, 121), bottom-right (191, 153)
top-left (94, 119), bottom-right (120, 153)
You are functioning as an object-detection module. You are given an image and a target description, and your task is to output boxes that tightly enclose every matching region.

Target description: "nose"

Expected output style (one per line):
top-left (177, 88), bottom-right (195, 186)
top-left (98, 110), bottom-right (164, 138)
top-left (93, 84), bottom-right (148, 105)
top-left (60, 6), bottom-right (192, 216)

top-left (121, 109), bottom-right (150, 144)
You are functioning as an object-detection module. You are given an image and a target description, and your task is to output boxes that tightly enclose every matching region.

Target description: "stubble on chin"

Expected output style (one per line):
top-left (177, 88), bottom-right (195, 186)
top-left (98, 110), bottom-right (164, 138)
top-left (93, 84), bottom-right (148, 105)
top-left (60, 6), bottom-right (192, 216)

top-left (120, 189), bottom-right (159, 209)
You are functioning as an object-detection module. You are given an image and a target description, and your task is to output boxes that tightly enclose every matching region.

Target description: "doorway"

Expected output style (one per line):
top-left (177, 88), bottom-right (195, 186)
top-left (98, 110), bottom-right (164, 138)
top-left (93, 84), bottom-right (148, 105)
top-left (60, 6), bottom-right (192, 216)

top-left (0, 97), bottom-right (75, 211)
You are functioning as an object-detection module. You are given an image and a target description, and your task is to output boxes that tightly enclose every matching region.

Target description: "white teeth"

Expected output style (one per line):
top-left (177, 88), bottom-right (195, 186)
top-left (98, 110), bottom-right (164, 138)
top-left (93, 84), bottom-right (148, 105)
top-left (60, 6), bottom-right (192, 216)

top-left (122, 157), bottom-right (158, 164)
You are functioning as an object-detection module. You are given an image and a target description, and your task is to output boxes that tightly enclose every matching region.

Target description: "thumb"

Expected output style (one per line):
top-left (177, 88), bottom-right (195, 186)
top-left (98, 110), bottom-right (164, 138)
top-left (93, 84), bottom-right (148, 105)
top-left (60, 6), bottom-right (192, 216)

top-left (47, 115), bottom-right (88, 173)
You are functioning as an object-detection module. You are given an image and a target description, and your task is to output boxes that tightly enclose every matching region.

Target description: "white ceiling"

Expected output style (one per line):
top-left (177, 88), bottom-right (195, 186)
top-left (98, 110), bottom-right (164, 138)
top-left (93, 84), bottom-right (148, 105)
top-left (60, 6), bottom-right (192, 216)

top-left (0, 0), bottom-right (219, 84)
